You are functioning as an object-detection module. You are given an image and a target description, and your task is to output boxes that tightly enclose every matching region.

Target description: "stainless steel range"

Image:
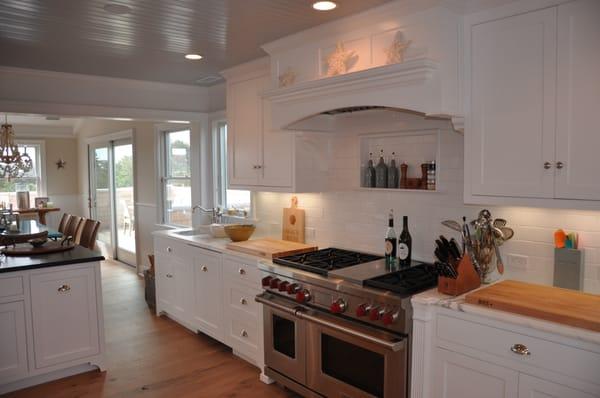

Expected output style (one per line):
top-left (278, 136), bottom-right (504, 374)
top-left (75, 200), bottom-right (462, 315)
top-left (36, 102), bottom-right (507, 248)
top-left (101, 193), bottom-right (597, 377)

top-left (256, 248), bottom-right (437, 398)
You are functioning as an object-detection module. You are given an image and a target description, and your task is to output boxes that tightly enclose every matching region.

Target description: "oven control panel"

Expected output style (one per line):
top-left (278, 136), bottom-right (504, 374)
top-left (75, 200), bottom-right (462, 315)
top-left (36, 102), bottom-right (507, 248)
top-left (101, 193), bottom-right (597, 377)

top-left (260, 275), bottom-right (405, 333)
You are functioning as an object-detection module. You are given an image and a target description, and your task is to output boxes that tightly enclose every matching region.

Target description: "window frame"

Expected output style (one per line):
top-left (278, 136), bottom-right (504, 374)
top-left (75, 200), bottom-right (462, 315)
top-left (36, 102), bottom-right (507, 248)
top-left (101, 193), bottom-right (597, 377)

top-left (0, 139), bottom-right (47, 198)
top-left (157, 128), bottom-right (192, 227)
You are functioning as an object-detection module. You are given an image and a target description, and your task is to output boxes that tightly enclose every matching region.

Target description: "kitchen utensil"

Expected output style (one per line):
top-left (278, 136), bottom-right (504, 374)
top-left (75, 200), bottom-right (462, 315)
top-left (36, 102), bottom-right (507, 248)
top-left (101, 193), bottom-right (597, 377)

top-left (493, 218), bottom-right (507, 228)
top-left (492, 238), bottom-right (504, 274)
top-left (282, 196), bottom-right (305, 243)
top-left (499, 227), bottom-right (514, 241)
top-left (465, 280), bottom-right (600, 332)
top-left (554, 229), bottom-right (567, 248)
top-left (224, 224), bottom-right (256, 242)
top-left (226, 238), bottom-right (317, 259)
top-left (441, 220), bottom-right (462, 232)
top-left (449, 238), bottom-right (462, 260)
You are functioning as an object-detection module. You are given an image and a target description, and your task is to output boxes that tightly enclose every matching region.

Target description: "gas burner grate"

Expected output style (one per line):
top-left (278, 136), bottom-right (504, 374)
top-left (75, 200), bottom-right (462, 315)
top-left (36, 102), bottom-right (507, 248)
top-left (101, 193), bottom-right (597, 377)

top-left (364, 263), bottom-right (438, 295)
top-left (273, 248), bottom-right (382, 276)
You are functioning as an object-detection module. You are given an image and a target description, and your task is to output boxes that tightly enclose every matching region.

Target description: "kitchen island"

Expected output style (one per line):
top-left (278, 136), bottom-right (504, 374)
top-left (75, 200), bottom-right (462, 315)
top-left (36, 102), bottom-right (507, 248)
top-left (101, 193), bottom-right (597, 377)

top-left (0, 246), bottom-right (105, 394)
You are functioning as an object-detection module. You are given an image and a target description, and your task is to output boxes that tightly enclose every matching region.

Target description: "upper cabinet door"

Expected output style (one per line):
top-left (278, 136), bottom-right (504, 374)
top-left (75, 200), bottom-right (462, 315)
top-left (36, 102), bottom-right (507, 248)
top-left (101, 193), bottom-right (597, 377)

top-left (554, 0), bottom-right (600, 200)
top-left (469, 7), bottom-right (556, 198)
top-left (228, 77), bottom-right (261, 186)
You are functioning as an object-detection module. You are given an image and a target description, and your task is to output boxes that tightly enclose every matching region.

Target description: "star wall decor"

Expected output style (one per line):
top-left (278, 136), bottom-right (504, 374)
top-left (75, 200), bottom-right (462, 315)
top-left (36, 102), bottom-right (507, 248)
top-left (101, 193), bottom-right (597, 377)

top-left (56, 158), bottom-right (66, 169)
top-left (278, 67), bottom-right (297, 88)
top-left (385, 37), bottom-right (412, 65)
top-left (325, 42), bottom-right (357, 77)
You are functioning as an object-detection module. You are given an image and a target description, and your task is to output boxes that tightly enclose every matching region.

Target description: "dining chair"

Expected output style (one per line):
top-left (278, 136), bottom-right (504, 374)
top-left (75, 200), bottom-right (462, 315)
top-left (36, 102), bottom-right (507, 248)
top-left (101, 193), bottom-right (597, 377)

top-left (76, 219), bottom-right (101, 250)
top-left (58, 213), bottom-right (71, 234)
top-left (65, 215), bottom-right (83, 240)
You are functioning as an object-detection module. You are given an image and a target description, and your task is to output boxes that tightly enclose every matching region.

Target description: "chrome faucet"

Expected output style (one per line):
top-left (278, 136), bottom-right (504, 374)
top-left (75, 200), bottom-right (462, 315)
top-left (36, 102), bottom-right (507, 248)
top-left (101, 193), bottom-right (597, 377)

top-left (192, 206), bottom-right (222, 224)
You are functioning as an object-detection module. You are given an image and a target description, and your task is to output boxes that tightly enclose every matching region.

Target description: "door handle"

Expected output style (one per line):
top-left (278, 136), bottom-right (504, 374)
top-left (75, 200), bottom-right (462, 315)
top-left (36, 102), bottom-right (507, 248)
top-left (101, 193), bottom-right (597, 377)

top-left (58, 284), bottom-right (71, 293)
top-left (543, 162), bottom-right (552, 169)
top-left (556, 161), bottom-right (564, 169)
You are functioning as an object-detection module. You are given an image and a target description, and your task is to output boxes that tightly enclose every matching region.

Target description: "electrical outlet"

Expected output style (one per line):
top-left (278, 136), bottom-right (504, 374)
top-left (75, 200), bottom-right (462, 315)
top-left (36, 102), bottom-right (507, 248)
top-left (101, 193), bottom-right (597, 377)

top-left (507, 254), bottom-right (529, 270)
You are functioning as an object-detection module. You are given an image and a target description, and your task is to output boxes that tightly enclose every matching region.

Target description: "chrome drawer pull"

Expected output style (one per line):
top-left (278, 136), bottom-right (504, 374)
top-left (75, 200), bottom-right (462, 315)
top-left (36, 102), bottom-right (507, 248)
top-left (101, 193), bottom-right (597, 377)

top-left (241, 329), bottom-right (248, 337)
top-left (201, 266), bottom-right (208, 272)
top-left (240, 298), bottom-right (247, 305)
top-left (57, 284), bottom-right (71, 293)
top-left (167, 247), bottom-right (172, 253)
top-left (510, 344), bottom-right (530, 356)
top-left (238, 268), bottom-right (246, 275)
top-left (166, 274), bottom-right (173, 278)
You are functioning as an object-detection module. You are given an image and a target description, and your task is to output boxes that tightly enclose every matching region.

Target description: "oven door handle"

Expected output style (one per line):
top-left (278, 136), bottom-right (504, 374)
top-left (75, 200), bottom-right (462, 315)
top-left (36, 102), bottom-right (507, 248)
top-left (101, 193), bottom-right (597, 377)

top-left (256, 293), bottom-right (405, 353)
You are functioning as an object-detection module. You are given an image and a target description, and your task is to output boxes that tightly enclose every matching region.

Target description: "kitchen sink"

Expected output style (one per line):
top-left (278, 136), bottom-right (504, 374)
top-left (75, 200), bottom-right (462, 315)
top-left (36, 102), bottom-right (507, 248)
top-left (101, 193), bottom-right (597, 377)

top-left (173, 225), bottom-right (211, 236)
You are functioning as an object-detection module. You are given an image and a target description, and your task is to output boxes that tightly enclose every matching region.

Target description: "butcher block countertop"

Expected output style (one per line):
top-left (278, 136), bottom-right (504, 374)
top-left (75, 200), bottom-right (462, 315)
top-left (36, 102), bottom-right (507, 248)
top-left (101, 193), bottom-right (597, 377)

top-left (226, 238), bottom-right (317, 259)
top-left (465, 280), bottom-right (600, 332)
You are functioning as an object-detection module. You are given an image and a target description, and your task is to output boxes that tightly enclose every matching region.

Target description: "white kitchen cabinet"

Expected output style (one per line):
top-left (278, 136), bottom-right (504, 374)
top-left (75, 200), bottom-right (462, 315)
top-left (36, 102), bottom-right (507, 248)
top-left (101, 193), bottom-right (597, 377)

top-left (434, 348), bottom-right (518, 398)
top-left (465, 0), bottom-right (600, 206)
top-left (467, 7), bottom-right (557, 199)
top-left (0, 301), bottom-right (28, 383)
top-left (192, 248), bottom-right (223, 340)
top-left (518, 374), bottom-right (596, 398)
top-left (554, 0), bottom-right (600, 200)
top-left (30, 267), bottom-right (100, 369)
top-left (223, 60), bottom-right (293, 189)
top-left (155, 254), bottom-right (176, 314)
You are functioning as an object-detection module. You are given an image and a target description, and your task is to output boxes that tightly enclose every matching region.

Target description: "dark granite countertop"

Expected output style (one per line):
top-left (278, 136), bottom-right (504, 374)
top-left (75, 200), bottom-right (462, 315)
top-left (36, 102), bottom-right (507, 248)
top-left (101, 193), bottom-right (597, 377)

top-left (0, 245), bottom-right (105, 273)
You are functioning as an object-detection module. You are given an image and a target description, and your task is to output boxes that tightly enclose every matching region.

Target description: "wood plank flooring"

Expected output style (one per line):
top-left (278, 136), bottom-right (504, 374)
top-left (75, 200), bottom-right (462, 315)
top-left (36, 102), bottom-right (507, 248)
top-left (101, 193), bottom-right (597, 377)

top-left (6, 260), bottom-right (297, 398)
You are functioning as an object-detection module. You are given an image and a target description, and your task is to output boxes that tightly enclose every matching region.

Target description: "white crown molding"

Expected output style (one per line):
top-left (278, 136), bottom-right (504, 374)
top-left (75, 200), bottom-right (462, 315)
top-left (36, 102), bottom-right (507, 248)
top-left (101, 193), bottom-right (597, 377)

top-left (220, 57), bottom-right (270, 82)
top-left (12, 124), bottom-right (76, 138)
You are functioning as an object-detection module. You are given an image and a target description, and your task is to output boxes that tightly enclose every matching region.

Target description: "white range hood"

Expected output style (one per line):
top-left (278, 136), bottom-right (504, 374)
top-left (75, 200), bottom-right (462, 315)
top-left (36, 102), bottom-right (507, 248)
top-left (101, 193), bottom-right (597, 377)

top-left (263, 58), bottom-right (464, 134)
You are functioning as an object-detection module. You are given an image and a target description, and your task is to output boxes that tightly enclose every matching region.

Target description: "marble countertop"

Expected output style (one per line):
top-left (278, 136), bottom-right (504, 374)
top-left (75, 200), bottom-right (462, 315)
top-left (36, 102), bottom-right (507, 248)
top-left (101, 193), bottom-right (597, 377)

top-left (0, 245), bottom-right (105, 273)
top-left (412, 286), bottom-right (600, 346)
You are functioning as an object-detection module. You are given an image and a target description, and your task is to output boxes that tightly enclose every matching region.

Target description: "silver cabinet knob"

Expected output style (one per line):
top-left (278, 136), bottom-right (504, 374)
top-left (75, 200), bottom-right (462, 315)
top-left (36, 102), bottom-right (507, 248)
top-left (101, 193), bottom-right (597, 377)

top-left (556, 161), bottom-right (564, 169)
top-left (240, 298), bottom-right (247, 305)
top-left (201, 265), bottom-right (208, 272)
top-left (256, 165), bottom-right (263, 169)
top-left (510, 343), bottom-right (530, 356)
top-left (57, 284), bottom-right (71, 293)
top-left (241, 329), bottom-right (248, 337)
top-left (543, 162), bottom-right (552, 169)
top-left (238, 268), bottom-right (246, 275)
top-left (166, 273), bottom-right (173, 278)
top-left (167, 247), bottom-right (172, 253)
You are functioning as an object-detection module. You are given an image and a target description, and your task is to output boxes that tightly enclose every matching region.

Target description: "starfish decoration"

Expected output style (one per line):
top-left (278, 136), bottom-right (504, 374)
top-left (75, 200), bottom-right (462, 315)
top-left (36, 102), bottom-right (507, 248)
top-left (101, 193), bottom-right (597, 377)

top-left (56, 158), bottom-right (66, 169)
top-left (385, 38), bottom-right (412, 65)
top-left (325, 42), bottom-right (356, 76)
top-left (278, 67), bottom-right (297, 88)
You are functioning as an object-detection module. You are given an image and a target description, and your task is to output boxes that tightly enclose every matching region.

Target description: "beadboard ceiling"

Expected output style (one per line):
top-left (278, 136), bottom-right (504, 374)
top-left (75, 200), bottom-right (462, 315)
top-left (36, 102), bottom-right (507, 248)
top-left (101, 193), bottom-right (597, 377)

top-left (0, 0), bottom-right (392, 85)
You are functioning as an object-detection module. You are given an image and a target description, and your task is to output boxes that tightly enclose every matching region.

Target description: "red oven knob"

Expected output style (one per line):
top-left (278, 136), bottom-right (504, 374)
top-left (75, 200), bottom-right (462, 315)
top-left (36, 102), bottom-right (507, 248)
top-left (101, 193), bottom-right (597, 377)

top-left (295, 289), bottom-right (311, 304)
top-left (278, 281), bottom-right (290, 292)
top-left (369, 307), bottom-right (382, 321)
top-left (356, 304), bottom-right (370, 317)
top-left (261, 276), bottom-right (272, 287)
top-left (269, 278), bottom-right (281, 289)
top-left (286, 283), bottom-right (300, 294)
top-left (330, 299), bottom-right (347, 314)
top-left (382, 311), bottom-right (398, 326)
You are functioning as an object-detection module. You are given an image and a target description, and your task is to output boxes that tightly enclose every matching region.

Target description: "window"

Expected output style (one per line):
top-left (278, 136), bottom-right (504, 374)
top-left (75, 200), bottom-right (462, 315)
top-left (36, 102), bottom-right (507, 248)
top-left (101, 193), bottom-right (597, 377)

top-left (0, 141), bottom-right (45, 208)
top-left (213, 121), bottom-right (251, 214)
top-left (161, 130), bottom-right (192, 226)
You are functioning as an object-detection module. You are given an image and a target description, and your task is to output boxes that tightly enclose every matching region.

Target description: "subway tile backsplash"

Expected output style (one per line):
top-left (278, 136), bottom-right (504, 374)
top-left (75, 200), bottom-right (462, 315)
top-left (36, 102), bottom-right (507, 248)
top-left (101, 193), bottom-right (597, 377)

top-left (253, 132), bottom-right (600, 294)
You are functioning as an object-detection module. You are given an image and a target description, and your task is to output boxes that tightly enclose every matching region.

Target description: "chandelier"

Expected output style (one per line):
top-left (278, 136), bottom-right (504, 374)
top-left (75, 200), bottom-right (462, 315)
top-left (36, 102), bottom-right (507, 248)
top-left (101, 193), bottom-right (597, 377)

top-left (0, 115), bottom-right (32, 180)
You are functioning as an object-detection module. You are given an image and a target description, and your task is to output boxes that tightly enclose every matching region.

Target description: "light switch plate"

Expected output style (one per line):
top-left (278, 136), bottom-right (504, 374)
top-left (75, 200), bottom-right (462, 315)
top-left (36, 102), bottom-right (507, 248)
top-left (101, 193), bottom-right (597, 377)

top-left (507, 254), bottom-right (529, 270)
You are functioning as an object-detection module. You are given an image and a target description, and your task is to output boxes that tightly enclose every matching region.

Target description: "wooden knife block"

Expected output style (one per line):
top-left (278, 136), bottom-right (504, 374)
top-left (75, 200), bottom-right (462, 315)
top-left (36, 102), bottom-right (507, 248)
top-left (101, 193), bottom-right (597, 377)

top-left (438, 254), bottom-right (481, 296)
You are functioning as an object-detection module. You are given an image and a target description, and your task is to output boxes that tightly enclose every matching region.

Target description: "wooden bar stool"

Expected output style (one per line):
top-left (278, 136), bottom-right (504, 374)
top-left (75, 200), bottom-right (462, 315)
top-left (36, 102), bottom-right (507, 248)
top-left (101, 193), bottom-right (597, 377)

top-left (58, 213), bottom-right (71, 234)
top-left (76, 219), bottom-right (101, 250)
top-left (65, 215), bottom-right (83, 239)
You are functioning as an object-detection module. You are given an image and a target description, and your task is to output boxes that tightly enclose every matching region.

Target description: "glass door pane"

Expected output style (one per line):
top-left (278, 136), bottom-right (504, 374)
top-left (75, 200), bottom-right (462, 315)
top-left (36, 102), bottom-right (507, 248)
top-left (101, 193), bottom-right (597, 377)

top-left (90, 145), bottom-right (112, 251)
top-left (113, 140), bottom-right (136, 265)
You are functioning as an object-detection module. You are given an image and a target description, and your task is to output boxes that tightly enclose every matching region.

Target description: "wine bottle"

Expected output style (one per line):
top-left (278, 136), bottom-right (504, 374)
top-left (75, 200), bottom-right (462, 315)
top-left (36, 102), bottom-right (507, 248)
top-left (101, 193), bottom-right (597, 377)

top-left (366, 152), bottom-right (376, 187)
top-left (398, 216), bottom-right (412, 266)
top-left (375, 150), bottom-right (388, 188)
top-left (384, 210), bottom-right (397, 266)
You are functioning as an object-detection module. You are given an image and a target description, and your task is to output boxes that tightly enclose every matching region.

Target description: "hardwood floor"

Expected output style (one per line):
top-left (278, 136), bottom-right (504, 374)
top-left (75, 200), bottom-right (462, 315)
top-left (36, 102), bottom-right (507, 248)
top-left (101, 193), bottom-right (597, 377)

top-left (6, 260), bottom-right (297, 398)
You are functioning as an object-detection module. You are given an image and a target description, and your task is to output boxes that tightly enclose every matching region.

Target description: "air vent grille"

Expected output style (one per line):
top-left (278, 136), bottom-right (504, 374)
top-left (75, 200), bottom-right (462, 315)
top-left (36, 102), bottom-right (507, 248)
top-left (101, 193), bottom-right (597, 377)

top-left (322, 106), bottom-right (386, 115)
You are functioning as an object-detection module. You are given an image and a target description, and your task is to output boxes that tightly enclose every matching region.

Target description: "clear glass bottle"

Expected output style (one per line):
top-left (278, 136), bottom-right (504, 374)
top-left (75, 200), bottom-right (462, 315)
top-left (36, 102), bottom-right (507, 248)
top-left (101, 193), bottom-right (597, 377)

top-left (365, 152), bottom-right (376, 187)
top-left (387, 152), bottom-right (399, 188)
top-left (427, 160), bottom-right (436, 190)
top-left (375, 150), bottom-right (388, 188)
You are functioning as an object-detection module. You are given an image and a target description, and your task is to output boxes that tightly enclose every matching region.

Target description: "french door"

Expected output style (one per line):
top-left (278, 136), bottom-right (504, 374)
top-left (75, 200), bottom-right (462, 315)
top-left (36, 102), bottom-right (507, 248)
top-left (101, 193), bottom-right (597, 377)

top-left (89, 138), bottom-right (136, 265)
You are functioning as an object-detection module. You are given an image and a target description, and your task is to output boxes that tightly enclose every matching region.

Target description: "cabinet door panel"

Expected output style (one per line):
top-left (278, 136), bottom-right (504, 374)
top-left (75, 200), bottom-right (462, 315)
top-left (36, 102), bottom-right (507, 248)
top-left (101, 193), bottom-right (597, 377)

top-left (228, 77), bottom-right (261, 186)
top-left (469, 8), bottom-right (556, 198)
top-left (155, 254), bottom-right (175, 312)
top-left (171, 257), bottom-right (193, 323)
top-left (555, 0), bottom-right (600, 200)
top-left (518, 374), bottom-right (596, 398)
top-left (0, 301), bottom-right (28, 383)
top-left (434, 348), bottom-right (518, 398)
top-left (31, 267), bottom-right (99, 368)
top-left (193, 251), bottom-right (223, 339)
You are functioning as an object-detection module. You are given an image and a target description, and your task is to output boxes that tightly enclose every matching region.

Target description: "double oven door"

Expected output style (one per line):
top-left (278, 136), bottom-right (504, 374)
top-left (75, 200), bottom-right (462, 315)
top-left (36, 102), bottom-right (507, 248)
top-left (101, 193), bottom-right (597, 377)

top-left (258, 293), bottom-right (407, 398)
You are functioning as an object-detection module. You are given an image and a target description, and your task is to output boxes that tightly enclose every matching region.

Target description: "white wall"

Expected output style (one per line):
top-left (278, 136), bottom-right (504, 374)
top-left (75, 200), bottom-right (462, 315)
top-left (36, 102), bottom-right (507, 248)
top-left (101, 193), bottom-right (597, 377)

top-left (253, 131), bottom-right (600, 294)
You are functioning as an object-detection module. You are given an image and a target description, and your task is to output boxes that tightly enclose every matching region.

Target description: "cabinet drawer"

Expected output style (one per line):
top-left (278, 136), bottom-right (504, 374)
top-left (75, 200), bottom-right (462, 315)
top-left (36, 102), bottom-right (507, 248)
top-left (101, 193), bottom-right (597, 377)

top-left (0, 275), bottom-right (24, 299)
top-left (223, 257), bottom-right (261, 286)
top-left (225, 284), bottom-right (259, 318)
top-left (154, 238), bottom-right (190, 259)
top-left (227, 315), bottom-right (260, 359)
top-left (437, 314), bottom-right (600, 385)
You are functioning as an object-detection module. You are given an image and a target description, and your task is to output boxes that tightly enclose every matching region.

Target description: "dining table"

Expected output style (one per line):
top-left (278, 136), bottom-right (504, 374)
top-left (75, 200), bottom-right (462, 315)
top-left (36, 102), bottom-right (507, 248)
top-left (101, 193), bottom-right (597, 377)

top-left (0, 219), bottom-right (62, 246)
top-left (16, 207), bottom-right (61, 225)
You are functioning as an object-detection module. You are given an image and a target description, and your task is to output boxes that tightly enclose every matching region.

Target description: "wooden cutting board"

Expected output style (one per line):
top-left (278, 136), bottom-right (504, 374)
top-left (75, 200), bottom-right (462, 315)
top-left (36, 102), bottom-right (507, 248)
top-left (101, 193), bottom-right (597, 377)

top-left (282, 196), bottom-right (305, 243)
top-left (226, 238), bottom-right (317, 259)
top-left (465, 280), bottom-right (600, 332)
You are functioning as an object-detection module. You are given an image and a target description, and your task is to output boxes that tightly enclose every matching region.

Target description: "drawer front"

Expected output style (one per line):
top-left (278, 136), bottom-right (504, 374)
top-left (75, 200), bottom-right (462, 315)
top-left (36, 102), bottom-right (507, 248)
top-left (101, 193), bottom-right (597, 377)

top-left (437, 314), bottom-right (600, 385)
top-left (0, 275), bottom-right (24, 299)
top-left (225, 284), bottom-right (259, 318)
top-left (227, 315), bottom-right (260, 359)
top-left (154, 238), bottom-right (190, 259)
top-left (223, 257), bottom-right (261, 286)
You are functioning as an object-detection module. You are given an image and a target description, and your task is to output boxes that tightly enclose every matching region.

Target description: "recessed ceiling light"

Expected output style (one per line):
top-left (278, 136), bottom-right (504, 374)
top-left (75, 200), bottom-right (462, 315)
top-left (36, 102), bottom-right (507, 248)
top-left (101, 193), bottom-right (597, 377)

top-left (312, 1), bottom-right (337, 11)
top-left (167, 120), bottom-right (190, 124)
top-left (185, 54), bottom-right (203, 60)
top-left (110, 117), bottom-right (133, 121)
top-left (103, 2), bottom-right (132, 15)
top-left (45, 116), bottom-right (61, 121)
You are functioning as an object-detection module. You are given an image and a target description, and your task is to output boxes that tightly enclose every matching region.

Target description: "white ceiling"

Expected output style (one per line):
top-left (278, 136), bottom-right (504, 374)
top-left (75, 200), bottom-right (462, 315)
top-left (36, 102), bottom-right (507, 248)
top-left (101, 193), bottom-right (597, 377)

top-left (0, 0), bottom-right (392, 85)
top-left (4, 114), bottom-right (81, 128)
